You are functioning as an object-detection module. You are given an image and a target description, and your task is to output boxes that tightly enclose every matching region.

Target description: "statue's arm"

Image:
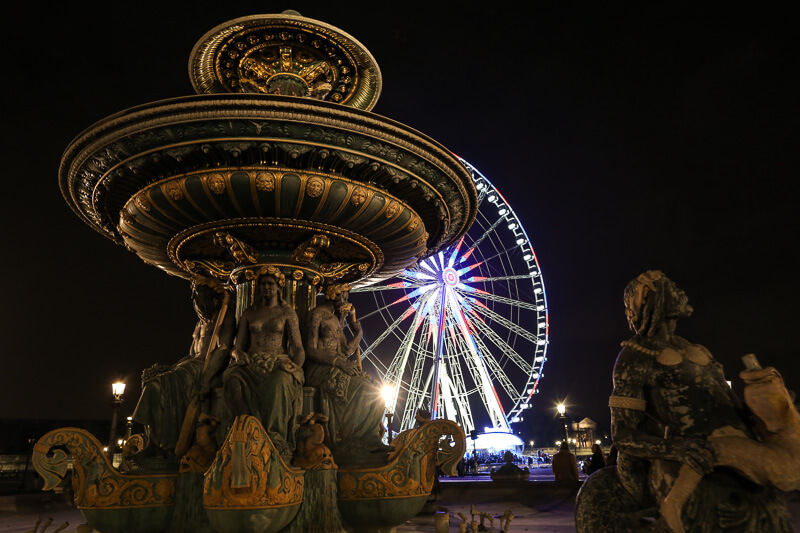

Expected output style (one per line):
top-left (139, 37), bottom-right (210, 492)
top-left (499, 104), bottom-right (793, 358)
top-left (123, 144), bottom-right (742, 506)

top-left (342, 305), bottom-right (362, 357)
top-left (306, 310), bottom-right (335, 365)
top-left (286, 309), bottom-right (305, 367)
top-left (611, 349), bottom-right (714, 474)
top-left (200, 299), bottom-right (237, 390)
top-left (230, 310), bottom-right (251, 364)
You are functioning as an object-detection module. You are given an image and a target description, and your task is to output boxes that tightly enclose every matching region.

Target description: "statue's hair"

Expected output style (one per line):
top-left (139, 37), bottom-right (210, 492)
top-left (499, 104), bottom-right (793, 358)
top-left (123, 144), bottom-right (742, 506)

top-left (324, 283), bottom-right (352, 301)
top-left (623, 270), bottom-right (669, 338)
top-left (256, 269), bottom-right (286, 306)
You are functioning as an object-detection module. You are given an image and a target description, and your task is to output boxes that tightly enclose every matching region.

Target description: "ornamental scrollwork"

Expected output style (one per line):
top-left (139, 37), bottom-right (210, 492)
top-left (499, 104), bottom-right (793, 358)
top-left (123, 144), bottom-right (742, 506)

top-left (337, 419), bottom-right (465, 500)
top-left (32, 428), bottom-right (176, 509)
top-left (204, 415), bottom-right (304, 509)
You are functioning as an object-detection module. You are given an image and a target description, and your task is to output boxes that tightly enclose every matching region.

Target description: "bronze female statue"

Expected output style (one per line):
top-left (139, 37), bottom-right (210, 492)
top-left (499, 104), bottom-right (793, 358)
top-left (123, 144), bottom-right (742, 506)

top-left (223, 266), bottom-right (305, 459)
top-left (304, 283), bottom-right (389, 465)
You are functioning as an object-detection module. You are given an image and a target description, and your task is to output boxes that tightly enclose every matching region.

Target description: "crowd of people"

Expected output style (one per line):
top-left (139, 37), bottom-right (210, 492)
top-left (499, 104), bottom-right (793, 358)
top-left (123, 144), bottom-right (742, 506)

top-left (453, 444), bottom-right (618, 480)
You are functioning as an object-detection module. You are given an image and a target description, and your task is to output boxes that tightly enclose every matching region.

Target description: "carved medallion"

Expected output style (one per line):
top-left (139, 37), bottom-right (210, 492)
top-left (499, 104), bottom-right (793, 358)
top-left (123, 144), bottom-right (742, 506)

top-left (164, 181), bottom-right (183, 201)
top-left (351, 186), bottom-right (368, 207)
top-left (255, 171), bottom-right (276, 192)
top-left (306, 176), bottom-right (325, 197)
top-left (207, 173), bottom-right (226, 194)
top-left (135, 195), bottom-right (151, 212)
top-left (386, 201), bottom-right (401, 218)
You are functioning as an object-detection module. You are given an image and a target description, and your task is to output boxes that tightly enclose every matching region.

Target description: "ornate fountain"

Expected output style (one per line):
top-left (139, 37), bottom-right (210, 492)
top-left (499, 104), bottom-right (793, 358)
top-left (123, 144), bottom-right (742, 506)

top-left (36, 11), bottom-right (470, 532)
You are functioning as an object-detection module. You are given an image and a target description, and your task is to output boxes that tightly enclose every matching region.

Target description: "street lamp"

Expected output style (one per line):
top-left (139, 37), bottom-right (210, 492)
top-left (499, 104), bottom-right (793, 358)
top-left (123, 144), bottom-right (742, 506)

top-left (557, 403), bottom-right (569, 442)
top-left (107, 381), bottom-right (126, 458)
top-left (381, 384), bottom-right (394, 444)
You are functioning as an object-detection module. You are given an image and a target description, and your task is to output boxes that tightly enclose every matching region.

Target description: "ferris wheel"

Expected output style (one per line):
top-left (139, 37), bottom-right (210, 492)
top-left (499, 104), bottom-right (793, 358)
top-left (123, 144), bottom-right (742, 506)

top-left (350, 159), bottom-right (549, 435)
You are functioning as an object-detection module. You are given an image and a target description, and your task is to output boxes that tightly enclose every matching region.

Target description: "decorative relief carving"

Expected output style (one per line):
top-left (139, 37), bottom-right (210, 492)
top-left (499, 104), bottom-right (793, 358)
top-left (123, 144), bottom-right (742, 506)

top-left (204, 415), bottom-right (304, 509)
top-left (32, 427), bottom-right (176, 509)
top-left (338, 419), bottom-right (465, 500)
top-left (255, 171), bottom-right (276, 192)
top-left (207, 173), bottom-right (226, 194)
top-left (135, 195), bottom-right (151, 212)
top-left (350, 186), bottom-right (368, 207)
top-left (164, 181), bottom-right (184, 201)
top-left (306, 176), bottom-right (325, 197)
top-left (386, 201), bottom-right (401, 218)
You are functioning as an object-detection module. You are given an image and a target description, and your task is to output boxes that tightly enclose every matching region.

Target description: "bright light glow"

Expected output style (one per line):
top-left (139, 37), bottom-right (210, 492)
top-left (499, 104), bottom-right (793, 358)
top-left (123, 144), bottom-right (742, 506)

top-left (523, 254), bottom-right (532, 260)
top-left (112, 382), bottom-right (126, 397)
top-left (498, 208), bottom-right (507, 215)
top-left (381, 384), bottom-right (395, 408)
top-left (473, 430), bottom-right (524, 452)
top-left (557, 403), bottom-right (566, 415)
top-left (595, 440), bottom-right (601, 445)
top-left (126, 416), bottom-right (132, 421)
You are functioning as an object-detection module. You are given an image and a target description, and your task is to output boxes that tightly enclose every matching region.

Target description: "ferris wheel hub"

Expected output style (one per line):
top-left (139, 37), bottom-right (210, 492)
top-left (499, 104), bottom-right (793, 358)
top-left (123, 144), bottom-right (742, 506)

top-left (442, 267), bottom-right (460, 287)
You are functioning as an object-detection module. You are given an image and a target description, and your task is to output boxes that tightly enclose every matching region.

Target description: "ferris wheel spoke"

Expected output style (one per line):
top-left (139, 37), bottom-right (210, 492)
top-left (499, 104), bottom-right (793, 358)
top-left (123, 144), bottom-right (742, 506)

top-left (468, 302), bottom-right (543, 346)
top-left (459, 217), bottom-right (506, 261)
top-left (476, 242), bottom-right (527, 268)
top-left (351, 281), bottom-right (425, 293)
top-left (456, 287), bottom-right (539, 311)
top-left (446, 287), bottom-right (509, 430)
top-left (466, 316), bottom-right (534, 375)
top-left (401, 336), bottom-right (434, 430)
top-left (442, 340), bottom-right (475, 432)
top-left (360, 304), bottom-right (417, 361)
top-left (464, 274), bottom-right (539, 284)
top-left (466, 330), bottom-right (522, 401)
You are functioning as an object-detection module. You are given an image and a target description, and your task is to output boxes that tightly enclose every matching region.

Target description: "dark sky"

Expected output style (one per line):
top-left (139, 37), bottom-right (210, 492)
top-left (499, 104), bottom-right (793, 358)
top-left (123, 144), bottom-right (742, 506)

top-left (2, 2), bottom-right (798, 437)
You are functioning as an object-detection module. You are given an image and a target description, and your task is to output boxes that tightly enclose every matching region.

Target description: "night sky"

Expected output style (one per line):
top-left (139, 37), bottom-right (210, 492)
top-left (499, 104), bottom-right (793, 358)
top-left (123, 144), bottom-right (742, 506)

top-left (2, 3), bottom-right (798, 439)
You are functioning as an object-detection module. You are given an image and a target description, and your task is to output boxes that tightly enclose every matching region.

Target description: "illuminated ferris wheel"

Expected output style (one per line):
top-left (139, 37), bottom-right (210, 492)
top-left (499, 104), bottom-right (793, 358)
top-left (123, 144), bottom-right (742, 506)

top-left (351, 159), bottom-right (549, 435)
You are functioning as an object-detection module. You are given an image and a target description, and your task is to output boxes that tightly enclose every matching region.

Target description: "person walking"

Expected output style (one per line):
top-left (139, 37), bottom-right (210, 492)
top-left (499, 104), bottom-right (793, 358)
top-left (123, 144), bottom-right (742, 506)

top-left (552, 441), bottom-right (579, 481)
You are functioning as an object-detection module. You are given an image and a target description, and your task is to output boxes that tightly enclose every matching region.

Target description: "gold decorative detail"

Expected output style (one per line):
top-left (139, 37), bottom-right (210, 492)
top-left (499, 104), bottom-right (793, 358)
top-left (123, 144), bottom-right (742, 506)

top-left (119, 209), bottom-right (135, 226)
top-left (319, 262), bottom-right (367, 280)
top-left (232, 264), bottom-right (287, 287)
top-left (135, 195), bottom-right (151, 212)
top-left (338, 419), bottom-right (465, 500)
top-left (186, 259), bottom-right (236, 280)
top-left (311, 275), bottom-right (321, 285)
top-left (291, 234), bottom-right (329, 265)
top-left (255, 171), bottom-right (276, 192)
top-left (213, 232), bottom-right (259, 265)
top-left (350, 186), bottom-right (368, 206)
top-left (386, 201), bottom-right (401, 218)
top-left (207, 173), bottom-right (227, 194)
top-left (292, 270), bottom-right (304, 280)
top-left (32, 428), bottom-right (176, 509)
top-left (164, 181), bottom-right (184, 201)
top-left (306, 177), bottom-right (325, 197)
top-left (204, 415), bottom-right (304, 509)
top-left (408, 217), bottom-right (420, 232)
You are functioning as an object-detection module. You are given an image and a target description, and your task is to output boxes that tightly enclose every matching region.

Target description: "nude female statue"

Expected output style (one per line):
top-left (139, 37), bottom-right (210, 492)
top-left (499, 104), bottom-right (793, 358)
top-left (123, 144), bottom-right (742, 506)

top-left (304, 283), bottom-right (388, 464)
top-left (223, 266), bottom-right (305, 459)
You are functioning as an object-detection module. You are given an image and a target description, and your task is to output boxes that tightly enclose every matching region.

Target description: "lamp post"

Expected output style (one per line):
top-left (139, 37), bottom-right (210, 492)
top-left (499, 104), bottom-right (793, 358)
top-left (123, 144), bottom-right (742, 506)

top-left (107, 381), bottom-right (126, 458)
top-left (557, 403), bottom-right (569, 442)
top-left (381, 384), bottom-right (395, 444)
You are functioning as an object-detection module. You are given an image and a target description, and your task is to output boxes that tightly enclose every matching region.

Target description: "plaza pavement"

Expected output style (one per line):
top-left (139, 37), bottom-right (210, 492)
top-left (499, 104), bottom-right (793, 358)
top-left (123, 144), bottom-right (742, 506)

top-left (2, 468), bottom-right (800, 532)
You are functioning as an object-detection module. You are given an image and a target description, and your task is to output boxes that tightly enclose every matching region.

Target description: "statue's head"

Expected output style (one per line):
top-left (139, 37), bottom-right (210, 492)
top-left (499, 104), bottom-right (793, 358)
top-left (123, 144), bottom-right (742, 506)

top-left (624, 270), bottom-right (693, 337)
top-left (191, 280), bottom-right (223, 322)
top-left (324, 283), bottom-right (352, 306)
top-left (255, 266), bottom-right (285, 303)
